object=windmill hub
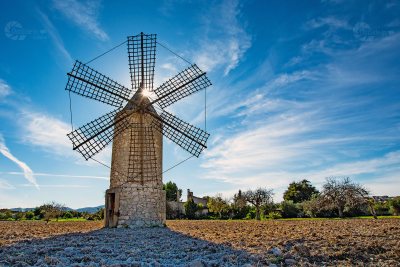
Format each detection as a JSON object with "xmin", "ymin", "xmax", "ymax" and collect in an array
[{"xmin": 65, "ymin": 32, "xmax": 211, "ymax": 228}]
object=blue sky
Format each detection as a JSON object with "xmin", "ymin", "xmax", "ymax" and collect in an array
[{"xmin": 0, "ymin": 0, "xmax": 399, "ymax": 208}]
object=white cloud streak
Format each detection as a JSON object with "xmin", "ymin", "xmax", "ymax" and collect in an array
[
  {"xmin": 52, "ymin": 0, "xmax": 108, "ymax": 41},
  {"xmin": 194, "ymin": 0, "xmax": 251, "ymax": 75},
  {"xmin": 19, "ymin": 110, "xmax": 112, "ymax": 165},
  {"xmin": 0, "ymin": 179, "xmax": 14, "ymax": 190},
  {"xmin": 37, "ymin": 9, "xmax": 73, "ymax": 64},
  {"xmin": 0, "ymin": 79, "xmax": 12, "ymax": 99},
  {"xmin": 0, "ymin": 135, "xmax": 39, "ymax": 189},
  {"xmin": 3, "ymin": 171, "xmax": 108, "ymax": 180}
]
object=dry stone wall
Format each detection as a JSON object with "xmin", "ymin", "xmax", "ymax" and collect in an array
[{"xmin": 108, "ymin": 110, "xmax": 165, "ymax": 228}]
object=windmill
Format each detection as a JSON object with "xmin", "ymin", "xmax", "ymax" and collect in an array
[{"xmin": 65, "ymin": 32, "xmax": 211, "ymax": 227}]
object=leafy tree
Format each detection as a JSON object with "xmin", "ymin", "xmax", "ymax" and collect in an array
[
  {"xmin": 25, "ymin": 211, "xmax": 35, "ymax": 220},
  {"xmin": 243, "ymin": 188, "xmax": 274, "ymax": 220},
  {"xmin": 163, "ymin": 181, "xmax": 182, "ymax": 201},
  {"xmin": 184, "ymin": 199, "xmax": 198, "ymax": 219},
  {"xmin": 280, "ymin": 200, "xmax": 301, "ymax": 218},
  {"xmin": 390, "ymin": 197, "xmax": 400, "ymax": 215},
  {"xmin": 283, "ymin": 179, "xmax": 319, "ymax": 203},
  {"xmin": 231, "ymin": 190, "xmax": 250, "ymax": 219},
  {"xmin": 320, "ymin": 177, "xmax": 369, "ymax": 218},
  {"xmin": 14, "ymin": 212, "xmax": 24, "ymax": 221},
  {"xmin": 302, "ymin": 195, "xmax": 321, "ymax": 217},
  {"xmin": 207, "ymin": 194, "xmax": 229, "ymax": 219},
  {"xmin": 63, "ymin": 211, "xmax": 73, "ymax": 219}
]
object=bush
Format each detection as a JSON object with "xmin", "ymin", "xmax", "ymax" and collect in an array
[
  {"xmin": 390, "ymin": 197, "xmax": 400, "ymax": 215},
  {"xmin": 184, "ymin": 199, "xmax": 198, "ymax": 219},
  {"xmin": 268, "ymin": 212, "xmax": 282, "ymax": 219},
  {"xmin": 14, "ymin": 212, "xmax": 24, "ymax": 221},
  {"xmin": 25, "ymin": 211, "xmax": 35, "ymax": 220},
  {"xmin": 245, "ymin": 209, "xmax": 256, "ymax": 219},
  {"xmin": 63, "ymin": 211, "xmax": 73, "ymax": 219},
  {"xmin": 280, "ymin": 201, "xmax": 301, "ymax": 218},
  {"xmin": 374, "ymin": 202, "xmax": 391, "ymax": 216}
]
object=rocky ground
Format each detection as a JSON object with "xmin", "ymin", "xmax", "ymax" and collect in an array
[{"xmin": 0, "ymin": 219, "xmax": 399, "ymax": 266}]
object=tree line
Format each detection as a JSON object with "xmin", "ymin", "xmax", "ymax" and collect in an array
[
  {"xmin": 0, "ymin": 202, "xmax": 104, "ymax": 222},
  {"xmin": 166, "ymin": 177, "xmax": 400, "ymax": 220}
]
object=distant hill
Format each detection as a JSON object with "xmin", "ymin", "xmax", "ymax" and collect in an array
[
  {"xmin": 10, "ymin": 205, "xmax": 105, "ymax": 214},
  {"xmin": 76, "ymin": 205, "xmax": 104, "ymax": 213}
]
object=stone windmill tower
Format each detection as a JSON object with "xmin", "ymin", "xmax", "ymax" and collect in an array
[{"xmin": 64, "ymin": 33, "xmax": 211, "ymax": 228}]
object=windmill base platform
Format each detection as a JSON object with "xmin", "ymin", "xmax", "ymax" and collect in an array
[{"xmin": 105, "ymin": 185, "xmax": 166, "ymax": 228}]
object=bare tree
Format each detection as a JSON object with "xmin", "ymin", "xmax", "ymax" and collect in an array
[
  {"xmin": 40, "ymin": 201, "xmax": 65, "ymax": 223},
  {"xmin": 243, "ymin": 188, "xmax": 274, "ymax": 220},
  {"xmin": 320, "ymin": 177, "xmax": 369, "ymax": 218}
]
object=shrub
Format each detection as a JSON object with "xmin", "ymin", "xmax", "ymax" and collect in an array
[
  {"xmin": 25, "ymin": 211, "xmax": 35, "ymax": 220},
  {"xmin": 63, "ymin": 211, "xmax": 73, "ymax": 219},
  {"xmin": 374, "ymin": 201, "xmax": 391, "ymax": 216},
  {"xmin": 245, "ymin": 209, "xmax": 256, "ymax": 219},
  {"xmin": 390, "ymin": 197, "xmax": 400, "ymax": 215},
  {"xmin": 268, "ymin": 212, "xmax": 282, "ymax": 219},
  {"xmin": 184, "ymin": 199, "xmax": 198, "ymax": 219},
  {"xmin": 280, "ymin": 201, "xmax": 301, "ymax": 218}
]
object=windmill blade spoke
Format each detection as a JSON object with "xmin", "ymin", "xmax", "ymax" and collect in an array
[
  {"xmin": 128, "ymin": 33, "xmax": 156, "ymax": 91},
  {"xmin": 66, "ymin": 60, "xmax": 131, "ymax": 107},
  {"xmin": 150, "ymin": 110, "xmax": 209, "ymax": 157},
  {"xmin": 152, "ymin": 64, "xmax": 212, "ymax": 109},
  {"xmin": 67, "ymin": 108, "xmax": 130, "ymax": 160}
]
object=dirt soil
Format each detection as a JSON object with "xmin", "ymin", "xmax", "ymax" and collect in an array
[
  {"xmin": 0, "ymin": 219, "xmax": 399, "ymax": 266},
  {"xmin": 168, "ymin": 219, "xmax": 400, "ymax": 266}
]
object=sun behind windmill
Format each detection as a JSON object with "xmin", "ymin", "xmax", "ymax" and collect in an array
[{"xmin": 65, "ymin": 32, "xmax": 211, "ymax": 228}]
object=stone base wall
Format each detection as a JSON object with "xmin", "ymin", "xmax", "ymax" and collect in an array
[{"xmin": 117, "ymin": 184, "xmax": 166, "ymax": 228}]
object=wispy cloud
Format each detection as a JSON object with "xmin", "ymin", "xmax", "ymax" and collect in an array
[
  {"xmin": 19, "ymin": 110, "xmax": 112, "ymax": 164},
  {"xmin": 305, "ymin": 16, "xmax": 351, "ymax": 30},
  {"xmin": 18, "ymin": 184, "xmax": 90, "ymax": 188},
  {"xmin": 37, "ymin": 9, "xmax": 73, "ymax": 64},
  {"xmin": 0, "ymin": 179, "xmax": 14, "ymax": 190},
  {"xmin": 0, "ymin": 79, "xmax": 12, "ymax": 99},
  {"xmin": 52, "ymin": 0, "xmax": 109, "ymax": 41},
  {"xmin": 0, "ymin": 134, "xmax": 39, "ymax": 189},
  {"xmin": 194, "ymin": 0, "xmax": 251, "ymax": 75},
  {"xmin": 3, "ymin": 171, "xmax": 108, "ymax": 180}
]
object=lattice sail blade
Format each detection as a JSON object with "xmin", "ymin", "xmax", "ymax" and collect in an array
[
  {"xmin": 127, "ymin": 33, "xmax": 156, "ymax": 91},
  {"xmin": 153, "ymin": 64, "xmax": 212, "ymax": 109},
  {"xmin": 67, "ymin": 108, "xmax": 130, "ymax": 160},
  {"xmin": 128, "ymin": 125, "xmax": 159, "ymax": 183},
  {"xmin": 151, "ymin": 110, "xmax": 210, "ymax": 157},
  {"xmin": 66, "ymin": 60, "xmax": 131, "ymax": 107}
]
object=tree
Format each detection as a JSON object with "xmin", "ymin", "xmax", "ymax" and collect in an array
[
  {"xmin": 390, "ymin": 197, "xmax": 400, "ymax": 215},
  {"xmin": 163, "ymin": 181, "xmax": 182, "ymax": 201},
  {"xmin": 280, "ymin": 200, "xmax": 301, "ymax": 218},
  {"xmin": 283, "ymin": 179, "xmax": 319, "ymax": 203},
  {"xmin": 243, "ymin": 188, "xmax": 274, "ymax": 220},
  {"xmin": 232, "ymin": 190, "xmax": 250, "ymax": 219},
  {"xmin": 40, "ymin": 202, "xmax": 65, "ymax": 223},
  {"xmin": 207, "ymin": 194, "xmax": 229, "ymax": 219},
  {"xmin": 184, "ymin": 199, "xmax": 198, "ymax": 219},
  {"xmin": 320, "ymin": 177, "xmax": 369, "ymax": 218}
]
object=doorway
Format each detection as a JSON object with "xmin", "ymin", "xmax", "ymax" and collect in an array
[{"xmin": 105, "ymin": 190, "xmax": 119, "ymax": 227}]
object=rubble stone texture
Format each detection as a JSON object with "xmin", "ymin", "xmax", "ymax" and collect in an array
[{"xmin": 106, "ymin": 100, "xmax": 166, "ymax": 228}]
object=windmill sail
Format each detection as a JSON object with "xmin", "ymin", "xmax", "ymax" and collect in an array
[
  {"xmin": 66, "ymin": 33, "xmax": 211, "ymax": 161},
  {"xmin": 127, "ymin": 33, "xmax": 156, "ymax": 91},
  {"xmin": 67, "ymin": 108, "xmax": 130, "ymax": 160},
  {"xmin": 150, "ymin": 110, "xmax": 209, "ymax": 157},
  {"xmin": 66, "ymin": 61, "xmax": 131, "ymax": 107},
  {"xmin": 152, "ymin": 64, "xmax": 212, "ymax": 108}
]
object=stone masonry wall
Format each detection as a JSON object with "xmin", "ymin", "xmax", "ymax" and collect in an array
[{"xmin": 108, "ymin": 109, "xmax": 165, "ymax": 228}]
